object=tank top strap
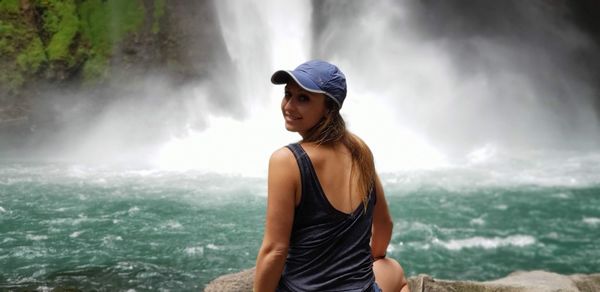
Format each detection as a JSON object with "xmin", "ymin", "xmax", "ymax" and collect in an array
[
  {"xmin": 285, "ymin": 143, "xmax": 307, "ymax": 163},
  {"xmin": 285, "ymin": 143, "xmax": 330, "ymax": 213},
  {"xmin": 285, "ymin": 143, "xmax": 311, "ymax": 181}
]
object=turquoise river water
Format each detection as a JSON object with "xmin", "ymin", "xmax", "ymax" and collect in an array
[{"xmin": 1, "ymin": 156, "xmax": 599, "ymax": 291}]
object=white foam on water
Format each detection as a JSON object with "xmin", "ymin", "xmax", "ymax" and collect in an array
[
  {"xmin": 552, "ymin": 192, "xmax": 572, "ymax": 199},
  {"xmin": 206, "ymin": 244, "xmax": 220, "ymax": 250},
  {"xmin": 32, "ymin": 269, "xmax": 46, "ymax": 277},
  {"xmin": 69, "ymin": 231, "xmax": 83, "ymax": 238},
  {"xmin": 0, "ymin": 206, "xmax": 5, "ymax": 212},
  {"xmin": 2, "ymin": 237, "xmax": 15, "ymax": 243},
  {"xmin": 407, "ymin": 242, "xmax": 431, "ymax": 250},
  {"xmin": 102, "ymin": 235, "xmax": 123, "ymax": 245},
  {"xmin": 434, "ymin": 235, "xmax": 536, "ymax": 250},
  {"xmin": 48, "ymin": 215, "xmax": 92, "ymax": 226},
  {"xmin": 470, "ymin": 217, "xmax": 486, "ymax": 226},
  {"xmin": 386, "ymin": 244, "xmax": 396, "ymax": 253},
  {"xmin": 184, "ymin": 246, "xmax": 204, "ymax": 256},
  {"xmin": 48, "ymin": 227, "xmax": 62, "ymax": 234},
  {"xmin": 26, "ymin": 234, "xmax": 48, "ymax": 241},
  {"xmin": 162, "ymin": 220, "xmax": 183, "ymax": 230},
  {"xmin": 13, "ymin": 247, "xmax": 46, "ymax": 258},
  {"xmin": 583, "ymin": 217, "xmax": 600, "ymax": 226},
  {"xmin": 116, "ymin": 262, "xmax": 134, "ymax": 270}
]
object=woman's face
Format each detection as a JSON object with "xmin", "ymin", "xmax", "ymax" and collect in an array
[{"xmin": 281, "ymin": 81, "xmax": 328, "ymax": 138}]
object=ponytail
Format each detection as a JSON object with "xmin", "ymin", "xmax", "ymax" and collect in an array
[{"xmin": 302, "ymin": 99, "xmax": 376, "ymax": 210}]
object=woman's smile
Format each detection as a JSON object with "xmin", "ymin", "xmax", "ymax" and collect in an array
[
  {"xmin": 280, "ymin": 81, "xmax": 327, "ymax": 137},
  {"xmin": 284, "ymin": 112, "xmax": 302, "ymax": 122}
]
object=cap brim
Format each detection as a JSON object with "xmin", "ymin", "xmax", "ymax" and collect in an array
[
  {"xmin": 271, "ymin": 70, "xmax": 323, "ymax": 93},
  {"xmin": 271, "ymin": 70, "xmax": 341, "ymax": 107}
]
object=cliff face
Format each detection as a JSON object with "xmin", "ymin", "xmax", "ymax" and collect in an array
[{"xmin": 0, "ymin": 0, "xmax": 231, "ymax": 126}]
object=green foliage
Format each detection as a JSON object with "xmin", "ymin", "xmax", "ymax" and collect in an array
[
  {"xmin": 1, "ymin": 0, "xmax": 149, "ymax": 91},
  {"xmin": 17, "ymin": 37, "xmax": 46, "ymax": 71},
  {"xmin": 82, "ymin": 54, "xmax": 108, "ymax": 82},
  {"xmin": 0, "ymin": 21, "xmax": 16, "ymax": 55},
  {"xmin": 152, "ymin": 0, "xmax": 165, "ymax": 34},
  {"xmin": 43, "ymin": 0, "xmax": 80, "ymax": 62},
  {"xmin": 0, "ymin": 4, "xmax": 47, "ymax": 94},
  {"xmin": 78, "ymin": 0, "xmax": 145, "ymax": 80},
  {"xmin": 0, "ymin": 0, "xmax": 20, "ymax": 13},
  {"xmin": 79, "ymin": 0, "xmax": 145, "ymax": 55},
  {"xmin": 0, "ymin": 66, "xmax": 25, "ymax": 95}
]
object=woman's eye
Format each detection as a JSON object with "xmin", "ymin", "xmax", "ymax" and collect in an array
[
  {"xmin": 298, "ymin": 95, "xmax": 310, "ymax": 102},
  {"xmin": 284, "ymin": 91, "xmax": 292, "ymax": 98}
]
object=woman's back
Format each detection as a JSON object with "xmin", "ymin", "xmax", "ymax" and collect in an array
[
  {"xmin": 300, "ymin": 142, "xmax": 365, "ymax": 214},
  {"xmin": 278, "ymin": 142, "xmax": 376, "ymax": 292}
]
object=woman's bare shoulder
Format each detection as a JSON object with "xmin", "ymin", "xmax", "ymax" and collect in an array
[
  {"xmin": 269, "ymin": 147, "xmax": 297, "ymax": 171},
  {"xmin": 268, "ymin": 147, "xmax": 300, "ymax": 191},
  {"xmin": 270, "ymin": 146, "xmax": 294, "ymax": 161}
]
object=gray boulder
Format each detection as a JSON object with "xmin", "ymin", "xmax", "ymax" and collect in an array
[{"xmin": 205, "ymin": 268, "xmax": 600, "ymax": 292}]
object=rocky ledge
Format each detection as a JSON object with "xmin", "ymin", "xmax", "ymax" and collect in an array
[{"xmin": 204, "ymin": 268, "xmax": 600, "ymax": 292}]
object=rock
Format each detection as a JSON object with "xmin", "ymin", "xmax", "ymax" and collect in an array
[
  {"xmin": 484, "ymin": 270, "xmax": 579, "ymax": 292},
  {"xmin": 204, "ymin": 268, "xmax": 255, "ymax": 292},
  {"xmin": 204, "ymin": 269, "xmax": 600, "ymax": 292},
  {"xmin": 570, "ymin": 273, "xmax": 600, "ymax": 292}
]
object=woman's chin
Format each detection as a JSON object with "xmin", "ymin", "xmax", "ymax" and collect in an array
[{"xmin": 284, "ymin": 125, "xmax": 298, "ymax": 133}]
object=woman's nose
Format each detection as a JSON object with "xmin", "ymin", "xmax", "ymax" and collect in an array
[{"xmin": 283, "ymin": 97, "xmax": 294, "ymax": 110}]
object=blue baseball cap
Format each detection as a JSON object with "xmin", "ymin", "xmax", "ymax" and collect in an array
[{"xmin": 271, "ymin": 60, "xmax": 347, "ymax": 108}]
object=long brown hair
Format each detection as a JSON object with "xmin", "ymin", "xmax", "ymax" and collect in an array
[{"xmin": 302, "ymin": 98, "xmax": 376, "ymax": 210}]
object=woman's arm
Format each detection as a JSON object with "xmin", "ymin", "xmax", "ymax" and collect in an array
[
  {"xmin": 371, "ymin": 174, "xmax": 393, "ymax": 259},
  {"xmin": 254, "ymin": 148, "xmax": 298, "ymax": 292},
  {"xmin": 371, "ymin": 174, "xmax": 410, "ymax": 292}
]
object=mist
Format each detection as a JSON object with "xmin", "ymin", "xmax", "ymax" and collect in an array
[
  {"xmin": 2, "ymin": 0, "xmax": 600, "ymax": 175},
  {"xmin": 313, "ymin": 0, "xmax": 600, "ymax": 157}
]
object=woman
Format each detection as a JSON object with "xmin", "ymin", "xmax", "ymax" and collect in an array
[{"xmin": 254, "ymin": 60, "xmax": 409, "ymax": 292}]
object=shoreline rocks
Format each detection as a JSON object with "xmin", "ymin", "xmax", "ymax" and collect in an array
[{"xmin": 204, "ymin": 268, "xmax": 600, "ymax": 292}]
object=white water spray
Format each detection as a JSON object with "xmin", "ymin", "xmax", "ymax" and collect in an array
[
  {"xmin": 153, "ymin": 0, "xmax": 600, "ymax": 177},
  {"xmin": 155, "ymin": 1, "xmax": 314, "ymax": 176}
]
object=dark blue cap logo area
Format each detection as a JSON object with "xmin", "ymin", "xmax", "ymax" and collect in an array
[{"xmin": 271, "ymin": 60, "xmax": 347, "ymax": 108}]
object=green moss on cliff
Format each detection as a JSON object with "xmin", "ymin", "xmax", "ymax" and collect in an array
[
  {"xmin": 0, "ymin": 1, "xmax": 48, "ymax": 97},
  {"xmin": 17, "ymin": 37, "xmax": 46, "ymax": 72},
  {"xmin": 1, "ymin": 0, "xmax": 154, "ymax": 96},
  {"xmin": 152, "ymin": 0, "xmax": 165, "ymax": 34},
  {"xmin": 42, "ymin": 0, "xmax": 80, "ymax": 63},
  {"xmin": 78, "ymin": 0, "xmax": 145, "ymax": 80},
  {"xmin": 81, "ymin": 54, "xmax": 108, "ymax": 82},
  {"xmin": 0, "ymin": 0, "xmax": 20, "ymax": 13}
]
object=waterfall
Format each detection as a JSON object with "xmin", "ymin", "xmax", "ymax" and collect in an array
[
  {"xmin": 155, "ymin": 1, "xmax": 314, "ymax": 176},
  {"xmin": 154, "ymin": 0, "xmax": 600, "ymax": 176},
  {"xmin": 311, "ymin": 0, "xmax": 600, "ymax": 157}
]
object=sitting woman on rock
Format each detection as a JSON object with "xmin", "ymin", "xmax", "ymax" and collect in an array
[{"xmin": 254, "ymin": 60, "xmax": 410, "ymax": 292}]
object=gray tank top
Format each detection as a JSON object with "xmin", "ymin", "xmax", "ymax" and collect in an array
[{"xmin": 277, "ymin": 143, "xmax": 377, "ymax": 292}]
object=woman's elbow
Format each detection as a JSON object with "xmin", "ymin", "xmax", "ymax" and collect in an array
[{"xmin": 259, "ymin": 242, "xmax": 289, "ymax": 260}]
